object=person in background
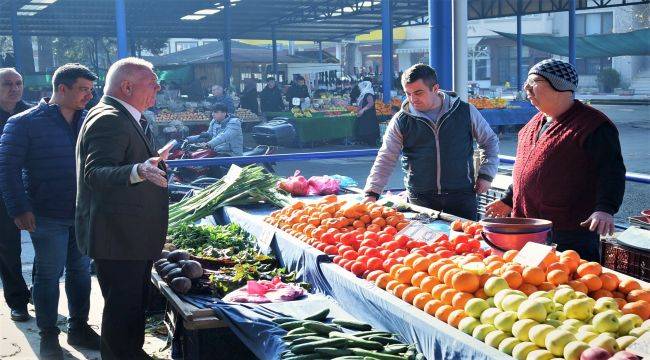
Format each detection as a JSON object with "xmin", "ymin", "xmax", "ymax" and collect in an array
[
  {"xmin": 285, "ymin": 75, "xmax": 309, "ymax": 103},
  {"xmin": 486, "ymin": 59, "xmax": 625, "ymax": 261},
  {"xmin": 349, "ymin": 81, "xmax": 361, "ymax": 104},
  {"xmin": 0, "ymin": 63, "xmax": 99, "ymax": 359},
  {"xmin": 0, "ymin": 67, "xmax": 31, "ymax": 324},
  {"xmin": 187, "ymin": 103, "xmax": 243, "ymax": 157},
  {"xmin": 239, "ymin": 78, "xmax": 259, "ymax": 114},
  {"xmin": 354, "ymin": 80, "xmax": 380, "ymax": 146},
  {"xmin": 207, "ymin": 84, "xmax": 235, "ymax": 113},
  {"xmin": 363, "ymin": 64, "xmax": 499, "ymax": 220},
  {"xmin": 76, "ymin": 58, "xmax": 167, "ymax": 360},
  {"xmin": 259, "ymin": 77, "xmax": 284, "ymax": 113}
]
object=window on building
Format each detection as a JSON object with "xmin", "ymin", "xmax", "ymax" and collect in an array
[
  {"xmin": 175, "ymin": 41, "xmax": 198, "ymax": 52},
  {"xmin": 468, "ymin": 45, "xmax": 490, "ymax": 81},
  {"xmin": 576, "ymin": 12, "xmax": 613, "ymax": 36}
]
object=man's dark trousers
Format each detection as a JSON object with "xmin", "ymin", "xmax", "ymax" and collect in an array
[
  {"xmin": 0, "ymin": 201, "xmax": 30, "ymax": 311},
  {"xmin": 95, "ymin": 259, "xmax": 153, "ymax": 359}
]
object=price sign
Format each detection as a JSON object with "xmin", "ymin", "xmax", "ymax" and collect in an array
[
  {"xmin": 257, "ymin": 224, "xmax": 275, "ymax": 254},
  {"xmin": 512, "ymin": 242, "xmax": 554, "ymax": 267},
  {"xmin": 626, "ymin": 330, "xmax": 650, "ymax": 358},
  {"xmin": 397, "ymin": 221, "xmax": 444, "ymax": 243}
]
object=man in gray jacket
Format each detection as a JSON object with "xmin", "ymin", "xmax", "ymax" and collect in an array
[
  {"xmin": 364, "ymin": 64, "xmax": 499, "ymax": 220},
  {"xmin": 187, "ymin": 103, "xmax": 243, "ymax": 156}
]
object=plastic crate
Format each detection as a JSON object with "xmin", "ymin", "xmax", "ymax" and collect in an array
[{"xmin": 600, "ymin": 238, "xmax": 650, "ymax": 282}]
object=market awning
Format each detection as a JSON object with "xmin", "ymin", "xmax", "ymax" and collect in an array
[{"xmin": 494, "ymin": 29, "xmax": 650, "ymax": 58}]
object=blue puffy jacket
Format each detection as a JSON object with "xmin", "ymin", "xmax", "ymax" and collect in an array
[{"xmin": 0, "ymin": 99, "xmax": 86, "ymax": 219}]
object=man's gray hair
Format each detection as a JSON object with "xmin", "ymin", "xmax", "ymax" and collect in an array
[
  {"xmin": 0, "ymin": 67, "xmax": 21, "ymax": 81},
  {"xmin": 104, "ymin": 57, "xmax": 154, "ymax": 95}
]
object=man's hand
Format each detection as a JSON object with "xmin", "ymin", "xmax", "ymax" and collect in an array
[
  {"xmin": 14, "ymin": 212, "xmax": 36, "ymax": 232},
  {"xmin": 485, "ymin": 200, "xmax": 512, "ymax": 218},
  {"xmin": 363, "ymin": 196, "xmax": 377, "ymax": 203},
  {"xmin": 137, "ymin": 157, "xmax": 168, "ymax": 188},
  {"xmin": 580, "ymin": 211, "xmax": 615, "ymax": 236},
  {"xmin": 474, "ymin": 178, "xmax": 492, "ymax": 194}
]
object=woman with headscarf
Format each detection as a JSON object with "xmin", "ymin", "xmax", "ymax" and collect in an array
[
  {"xmin": 239, "ymin": 78, "xmax": 259, "ymax": 114},
  {"xmin": 354, "ymin": 80, "xmax": 380, "ymax": 146}
]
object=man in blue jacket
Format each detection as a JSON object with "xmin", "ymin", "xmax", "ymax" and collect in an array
[{"xmin": 0, "ymin": 64, "xmax": 99, "ymax": 359}]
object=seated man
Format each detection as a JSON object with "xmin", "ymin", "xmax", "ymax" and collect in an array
[{"xmin": 187, "ymin": 103, "xmax": 243, "ymax": 156}]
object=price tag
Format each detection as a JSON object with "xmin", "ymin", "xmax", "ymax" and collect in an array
[
  {"xmin": 626, "ymin": 330, "xmax": 650, "ymax": 358},
  {"xmin": 257, "ymin": 224, "xmax": 275, "ymax": 254},
  {"xmin": 397, "ymin": 221, "xmax": 444, "ymax": 243},
  {"xmin": 512, "ymin": 242, "xmax": 554, "ymax": 267}
]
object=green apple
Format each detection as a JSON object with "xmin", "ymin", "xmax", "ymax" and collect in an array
[
  {"xmin": 617, "ymin": 314, "xmax": 643, "ymax": 336},
  {"xmin": 588, "ymin": 333, "xmax": 619, "ymax": 354},
  {"xmin": 480, "ymin": 307, "xmax": 503, "ymax": 325},
  {"xmin": 554, "ymin": 303, "xmax": 564, "ymax": 312},
  {"xmin": 547, "ymin": 310, "xmax": 567, "ymax": 322},
  {"xmin": 564, "ymin": 298, "xmax": 594, "ymax": 321},
  {"xmin": 472, "ymin": 324, "xmax": 497, "ymax": 341},
  {"xmin": 563, "ymin": 319, "xmax": 585, "ymax": 330},
  {"xmin": 578, "ymin": 324, "xmax": 597, "ymax": 334},
  {"xmin": 563, "ymin": 340, "xmax": 590, "ymax": 360},
  {"xmin": 529, "ymin": 291, "xmax": 552, "ymax": 300},
  {"xmin": 495, "ymin": 289, "xmax": 524, "ymax": 310},
  {"xmin": 484, "ymin": 277, "xmax": 510, "ymax": 297},
  {"xmin": 498, "ymin": 337, "xmax": 521, "ymax": 355},
  {"xmin": 512, "ymin": 319, "xmax": 539, "ymax": 341},
  {"xmin": 487, "ymin": 297, "xmax": 496, "ymax": 308},
  {"xmin": 592, "ymin": 310, "xmax": 620, "ymax": 333},
  {"xmin": 576, "ymin": 331, "xmax": 598, "ymax": 342},
  {"xmin": 553, "ymin": 288, "xmax": 577, "ymax": 305},
  {"xmin": 616, "ymin": 335, "xmax": 638, "ymax": 350},
  {"xmin": 458, "ymin": 317, "xmax": 481, "ymax": 335},
  {"xmin": 533, "ymin": 297, "xmax": 556, "ymax": 313},
  {"xmin": 527, "ymin": 349, "xmax": 555, "ymax": 360},
  {"xmin": 518, "ymin": 300, "xmax": 548, "ymax": 322},
  {"xmin": 529, "ymin": 324, "xmax": 555, "ymax": 347},
  {"xmin": 502, "ymin": 294, "xmax": 527, "ymax": 312},
  {"xmin": 642, "ymin": 319, "xmax": 650, "ymax": 329},
  {"xmin": 594, "ymin": 297, "xmax": 619, "ymax": 313},
  {"xmin": 629, "ymin": 327, "xmax": 648, "ymax": 337},
  {"xmin": 494, "ymin": 311, "xmax": 519, "ymax": 332},
  {"xmin": 545, "ymin": 319, "xmax": 562, "ymax": 328},
  {"xmin": 464, "ymin": 298, "xmax": 490, "ymax": 318},
  {"xmin": 485, "ymin": 329, "xmax": 509, "ymax": 348},
  {"xmin": 545, "ymin": 329, "xmax": 577, "ymax": 356},
  {"xmin": 511, "ymin": 342, "xmax": 540, "ymax": 360},
  {"xmin": 574, "ymin": 292, "xmax": 589, "ymax": 299}
]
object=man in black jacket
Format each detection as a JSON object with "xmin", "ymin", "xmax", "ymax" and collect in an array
[
  {"xmin": 285, "ymin": 75, "xmax": 309, "ymax": 103},
  {"xmin": 259, "ymin": 77, "xmax": 284, "ymax": 113},
  {"xmin": 0, "ymin": 67, "xmax": 31, "ymax": 323},
  {"xmin": 76, "ymin": 57, "xmax": 167, "ymax": 359}
]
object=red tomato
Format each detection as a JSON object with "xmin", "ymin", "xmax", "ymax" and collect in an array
[
  {"xmin": 355, "ymin": 234, "xmax": 364, "ymax": 241},
  {"xmin": 411, "ymin": 249, "xmax": 427, "ymax": 257},
  {"xmin": 434, "ymin": 246, "xmax": 448, "ymax": 253},
  {"xmin": 366, "ymin": 257, "xmax": 383, "ymax": 271},
  {"xmin": 340, "ymin": 233, "xmax": 356, "ymax": 245},
  {"xmin": 433, "ymin": 233, "xmax": 449, "ymax": 243},
  {"xmin": 339, "ymin": 259, "xmax": 351, "ymax": 268},
  {"xmin": 344, "ymin": 261, "xmax": 354, "ymax": 271},
  {"xmin": 384, "ymin": 241, "xmax": 400, "ymax": 251},
  {"xmin": 383, "ymin": 258, "xmax": 398, "ymax": 272},
  {"xmin": 320, "ymin": 232, "xmax": 335, "ymax": 245},
  {"xmin": 365, "ymin": 248, "xmax": 381, "ymax": 259},
  {"xmin": 467, "ymin": 239, "xmax": 481, "ymax": 250},
  {"xmin": 438, "ymin": 249, "xmax": 454, "ymax": 258},
  {"xmin": 356, "ymin": 255, "xmax": 370, "ymax": 264},
  {"xmin": 384, "ymin": 226, "xmax": 398, "ymax": 235},
  {"xmin": 342, "ymin": 250, "xmax": 359, "ymax": 260},
  {"xmin": 351, "ymin": 261, "xmax": 366, "ymax": 276},
  {"xmin": 364, "ymin": 232, "xmax": 379, "ymax": 241},
  {"xmin": 379, "ymin": 249, "xmax": 392, "ymax": 259},
  {"xmin": 455, "ymin": 242, "xmax": 471, "ymax": 255},
  {"xmin": 333, "ymin": 255, "xmax": 343, "ymax": 264},
  {"xmin": 378, "ymin": 233, "xmax": 393, "ymax": 244},
  {"xmin": 395, "ymin": 234, "xmax": 410, "ymax": 247},
  {"xmin": 357, "ymin": 246, "xmax": 369, "ymax": 256},
  {"xmin": 324, "ymin": 245, "xmax": 338, "ymax": 255},
  {"xmin": 338, "ymin": 245, "xmax": 353, "ymax": 255},
  {"xmin": 393, "ymin": 248, "xmax": 409, "ymax": 258},
  {"xmin": 360, "ymin": 239, "xmax": 379, "ymax": 248}
]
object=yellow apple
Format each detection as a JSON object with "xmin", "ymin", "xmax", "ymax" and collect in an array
[
  {"xmin": 512, "ymin": 319, "xmax": 539, "ymax": 342},
  {"xmin": 526, "ymin": 349, "xmax": 554, "ymax": 360},
  {"xmin": 553, "ymin": 288, "xmax": 577, "ymax": 305},
  {"xmin": 502, "ymin": 294, "xmax": 527, "ymax": 312},
  {"xmin": 563, "ymin": 340, "xmax": 590, "ymax": 360},
  {"xmin": 545, "ymin": 329, "xmax": 577, "ymax": 356},
  {"xmin": 472, "ymin": 324, "xmax": 497, "ymax": 341},
  {"xmin": 564, "ymin": 298, "xmax": 594, "ymax": 321},
  {"xmin": 484, "ymin": 277, "xmax": 510, "ymax": 297},
  {"xmin": 498, "ymin": 337, "xmax": 521, "ymax": 355},
  {"xmin": 511, "ymin": 342, "xmax": 540, "ymax": 360},
  {"xmin": 480, "ymin": 307, "xmax": 503, "ymax": 325},
  {"xmin": 589, "ymin": 333, "xmax": 619, "ymax": 354},
  {"xmin": 485, "ymin": 329, "xmax": 509, "ymax": 348},
  {"xmin": 518, "ymin": 300, "xmax": 548, "ymax": 323},
  {"xmin": 458, "ymin": 317, "xmax": 481, "ymax": 335},
  {"xmin": 464, "ymin": 298, "xmax": 490, "ymax": 319},
  {"xmin": 616, "ymin": 335, "xmax": 638, "ymax": 350},
  {"xmin": 494, "ymin": 311, "xmax": 519, "ymax": 333},
  {"xmin": 529, "ymin": 324, "xmax": 555, "ymax": 347},
  {"xmin": 592, "ymin": 310, "xmax": 620, "ymax": 333}
]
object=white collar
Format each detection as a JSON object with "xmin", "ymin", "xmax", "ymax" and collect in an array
[{"xmin": 106, "ymin": 95, "xmax": 142, "ymax": 122}]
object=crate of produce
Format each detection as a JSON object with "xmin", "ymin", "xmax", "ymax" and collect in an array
[{"xmin": 600, "ymin": 234, "xmax": 650, "ymax": 282}]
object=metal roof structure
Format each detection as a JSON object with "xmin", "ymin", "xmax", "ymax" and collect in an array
[{"xmin": 1, "ymin": 0, "xmax": 647, "ymax": 41}]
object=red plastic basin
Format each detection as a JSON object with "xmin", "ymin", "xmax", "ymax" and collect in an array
[{"xmin": 482, "ymin": 229, "xmax": 550, "ymax": 252}]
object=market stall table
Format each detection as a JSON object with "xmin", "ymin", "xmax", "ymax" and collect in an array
[
  {"xmin": 265, "ymin": 111, "xmax": 358, "ymax": 146},
  {"xmin": 478, "ymin": 101, "xmax": 538, "ymax": 126}
]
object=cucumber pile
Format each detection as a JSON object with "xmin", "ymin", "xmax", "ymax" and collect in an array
[{"xmin": 272, "ymin": 308, "xmax": 426, "ymax": 360}]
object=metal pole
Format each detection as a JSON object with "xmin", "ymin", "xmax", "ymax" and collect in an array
[
  {"xmin": 516, "ymin": 6, "xmax": 523, "ymax": 91},
  {"xmin": 93, "ymin": 37, "xmax": 101, "ymax": 74},
  {"xmin": 440, "ymin": 0, "xmax": 453, "ymax": 89},
  {"xmin": 381, "ymin": 0, "xmax": 393, "ymax": 103},
  {"xmin": 568, "ymin": 0, "xmax": 576, "ymax": 65},
  {"xmin": 428, "ymin": 0, "xmax": 436, "ymax": 70},
  {"xmin": 271, "ymin": 26, "xmax": 278, "ymax": 81},
  {"xmin": 452, "ymin": 0, "xmax": 468, "ymax": 100},
  {"xmin": 223, "ymin": 0, "xmax": 232, "ymax": 90},
  {"xmin": 318, "ymin": 41, "xmax": 323, "ymax": 63},
  {"xmin": 10, "ymin": 0, "xmax": 22, "ymax": 72},
  {"xmin": 115, "ymin": 0, "xmax": 128, "ymax": 59}
]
